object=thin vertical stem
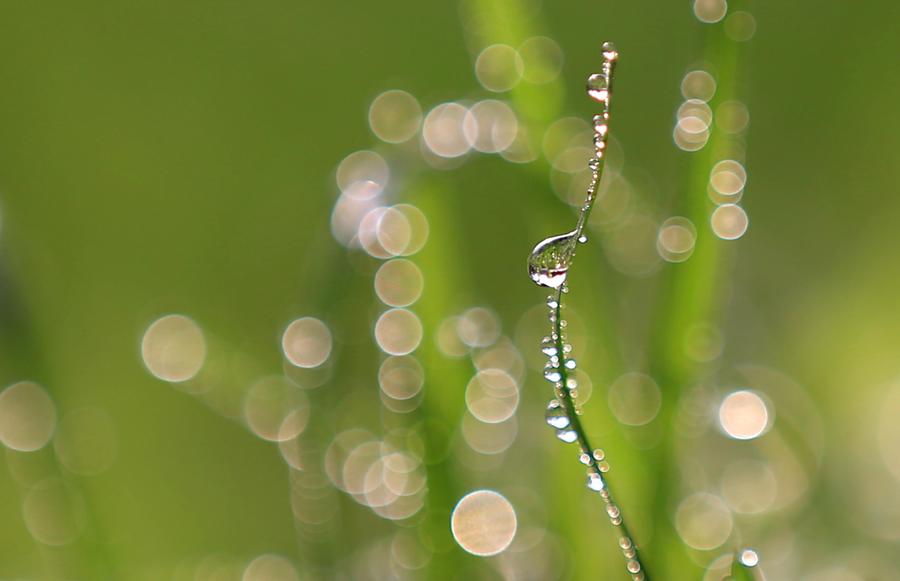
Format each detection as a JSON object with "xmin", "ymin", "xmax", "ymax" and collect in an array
[{"xmin": 532, "ymin": 42, "xmax": 649, "ymax": 580}]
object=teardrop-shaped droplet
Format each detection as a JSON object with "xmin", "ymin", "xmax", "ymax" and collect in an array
[
  {"xmin": 587, "ymin": 73, "xmax": 610, "ymax": 103},
  {"xmin": 587, "ymin": 472, "xmax": 606, "ymax": 491},
  {"xmin": 545, "ymin": 400, "xmax": 570, "ymax": 430},
  {"xmin": 528, "ymin": 231, "xmax": 577, "ymax": 289},
  {"xmin": 556, "ymin": 428, "xmax": 578, "ymax": 443},
  {"xmin": 544, "ymin": 369, "xmax": 562, "ymax": 383}
]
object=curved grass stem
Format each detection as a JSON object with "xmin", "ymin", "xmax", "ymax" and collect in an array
[
  {"xmin": 530, "ymin": 41, "xmax": 649, "ymax": 580},
  {"xmin": 546, "ymin": 286, "xmax": 650, "ymax": 581}
]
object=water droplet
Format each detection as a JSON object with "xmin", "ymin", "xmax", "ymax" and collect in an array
[
  {"xmin": 545, "ymin": 400, "xmax": 570, "ymax": 430},
  {"xmin": 587, "ymin": 73, "xmax": 610, "ymax": 103},
  {"xmin": 601, "ymin": 41, "xmax": 619, "ymax": 62},
  {"xmin": 556, "ymin": 428, "xmax": 578, "ymax": 443},
  {"xmin": 587, "ymin": 473, "xmax": 606, "ymax": 491},
  {"xmin": 528, "ymin": 231, "xmax": 577, "ymax": 289},
  {"xmin": 598, "ymin": 460, "xmax": 610, "ymax": 472},
  {"xmin": 541, "ymin": 345, "xmax": 558, "ymax": 356},
  {"xmin": 739, "ymin": 548, "xmax": 759, "ymax": 567},
  {"xmin": 626, "ymin": 560, "xmax": 641, "ymax": 574},
  {"xmin": 592, "ymin": 449, "xmax": 606, "ymax": 461},
  {"xmin": 579, "ymin": 453, "xmax": 592, "ymax": 465},
  {"xmin": 544, "ymin": 369, "xmax": 562, "ymax": 383},
  {"xmin": 577, "ymin": 235, "xmax": 588, "ymax": 244},
  {"xmin": 564, "ymin": 359, "xmax": 576, "ymax": 370},
  {"xmin": 619, "ymin": 537, "xmax": 633, "ymax": 550}
]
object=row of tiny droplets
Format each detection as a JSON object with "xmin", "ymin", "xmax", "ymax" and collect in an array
[
  {"xmin": 543, "ymin": 291, "xmax": 644, "ymax": 580},
  {"xmin": 574, "ymin": 41, "xmax": 618, "ymax": 242},
  {"xmin": 541, "ymin": 43, "xmax": 646, "ymax": 580}
]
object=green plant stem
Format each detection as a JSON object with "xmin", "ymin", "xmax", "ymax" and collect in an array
[
  {"xmin": 644, "ymin": 4, "xmax": 751, "ymax": 573},
  {"xmin": 549, "ymin": 286, "xmax": 650, "ymax": 581}
]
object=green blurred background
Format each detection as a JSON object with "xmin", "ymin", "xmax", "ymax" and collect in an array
[{"xmin": 1, "ymin": 0, "xmax": 899, "ymax": 579}]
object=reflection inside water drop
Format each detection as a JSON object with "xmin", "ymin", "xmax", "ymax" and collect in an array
[{"xmin": 528, "ymin": 231, "xmax": 578, "ymax": 289}]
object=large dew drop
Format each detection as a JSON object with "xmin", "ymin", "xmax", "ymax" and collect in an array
[{"xmin": 528, "ymin": 231, "xmax": 578, "ymax": 289}]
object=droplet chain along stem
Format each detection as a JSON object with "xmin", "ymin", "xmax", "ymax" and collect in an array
[
  {"xmin": 526, "ymin": 42, "xmax": 617, "ymax": 290},
  {"xmin": 546, "ymin": 285, "xmax": 648, "ymax": 581},
  {"xmin": 532, "ymin": 42, "xmax": 650, "ymax": 580},
  {"xmin": 575, "ymin": 41, "xmax": 618, "ymax": 242}
]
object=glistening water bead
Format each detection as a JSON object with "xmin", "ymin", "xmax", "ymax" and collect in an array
[
  {"xmin": 739, "ymin": 548, "xmax": 760, "ymax": 567},
  {"xmin": 528, "ymin": 231, "xmax": 578, "ymax": 289},
  {"xmin": 556, "ymin": 428, "xmax": 578, "ymax": 443},
  {"xmin": 544, "ymin": 368, "xmax": 563, "ymax": 383},
  {"xmin": 587, "ymin": 73, "xmax": 609, "ymax": 102},
  {"xmin": 587, "ymin": 473, "xmax": 606, "ymax": 491},
  {"xmin": 545, "ymin": 400, "xmax": 570, "ymax": 429}
]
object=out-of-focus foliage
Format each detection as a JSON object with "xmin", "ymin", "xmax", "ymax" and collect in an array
[{"xmin": 0, "ymin": 0, "xmax": 899, "ymax": 580}]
